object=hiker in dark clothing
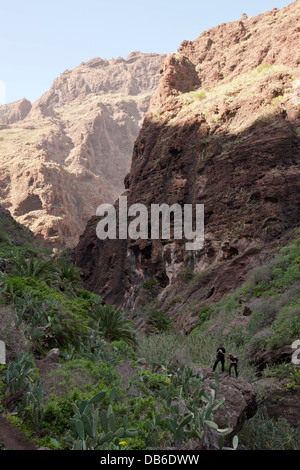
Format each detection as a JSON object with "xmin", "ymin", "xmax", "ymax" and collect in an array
[
  {"xmin": 228, "ymin": 353, "xmax": 238, "ymax": 377},
  {"xmin": 213, "ymin": 343, "xmax": 226, "ymax": 372}
]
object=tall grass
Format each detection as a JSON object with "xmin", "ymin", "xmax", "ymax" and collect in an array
[{"xmin": 137, "ymin": 331, "xmax": 256, "ymax": 382}]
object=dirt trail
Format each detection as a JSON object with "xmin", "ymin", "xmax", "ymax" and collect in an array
[{"xmin": 0, "ymin": 414, "xmax": 37, "ymax": 450}]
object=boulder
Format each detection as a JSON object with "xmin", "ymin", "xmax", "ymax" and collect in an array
[
  {"xmin": 194, "ymin": 366, "xmax": 257, "ymax": 441},
  {"xmin": 252, "ymin": 345, "xmax": 294, "ymax": 371}
]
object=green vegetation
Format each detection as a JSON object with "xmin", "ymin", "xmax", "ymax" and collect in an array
[
  {"xmin": 187, "ymin": 236, "xmax": 300, "ymax": 361},
  {"xmin": 175, "ymin": 63, "xmax": 294, "ymax": 133},
  {"xmin": 243, "ymin": 237, "xmax": 300, "ymax": 349},
  {"xmin": 286, "ymin": 368, "xmax": 300, "ymax": 391},
  {"xmin": 1, "ymin": 332, "xmax": 235, "ymax": 450},
  {"xmin": 181, "ymin": 267, "xmax": 194, "ymax": 282},
  {"xmin": 166, "ymin": 295, "xmax": 182, "ymax": 309},
  {"xmin": 239, "ymin": 408, "xmax": 300, "ymax": 450},
  {"xmin": 194, "ymin": 91, "xmax": 206, "ymax": 100},
  {"xmin": 256, "ymin": 63, "xmax": 273, "ymax": 74},
  {"xmin": 185, "ymin": 235, "xmax": 300, "ymax": 448},
  {"xmin": 88, "ymin": 304, "xmax": 137, "ymax": 346},
  {"xmin": 0, "ymin": 223, "xmax": 238, "ymax": 451},
  {"xmin": 145, "ymin": 308, "xmax": 173, "ymax": 334},
  {"xmin": 1, "ymin": 214, "xmax": 299, "ymax": 450},
  {"xmin": 198, "ymin": 306, "xmax": 212, "ymax": 326}
]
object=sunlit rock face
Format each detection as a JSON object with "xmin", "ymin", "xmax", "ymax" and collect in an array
[
  {"xmin": 0, "ymin": 52, "xmax": 166, "ymax": 247},
  {"xmin": 75, "ymin": 2, "xmax": 300, "ymax": 331}
]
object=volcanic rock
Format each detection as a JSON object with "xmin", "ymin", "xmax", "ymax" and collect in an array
[
  {"xmin": 75, "ymin": 2, "xmax": 300, "ymax": 325},
  {"xmin": 0, "ymin": 52, "xmax": 166, "ymax": 246},
  {"xmin": 0, "ymin": 98, "xmax": 32, "ymax": 125}
]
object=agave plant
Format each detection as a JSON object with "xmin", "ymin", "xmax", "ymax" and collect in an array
[
  {"xmin": 10, "ymin": 256, "xmax": 59, "ymax": 284},
  {"xmin": 58, "ymin": 262, "xmax": 82, "ymax": 284},
  {"xmin": 89, "ymin": 305, "xmax": 137, "ymax": 346}
]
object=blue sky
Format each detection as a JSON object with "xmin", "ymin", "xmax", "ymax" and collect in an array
[{"xmin": 0, "ymin": 0, "xmax": 293, "ymax": 104}]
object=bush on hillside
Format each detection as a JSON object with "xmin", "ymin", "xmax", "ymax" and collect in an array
[{"xmin": 89, "ymin": 304, "xmax": 137, "ymax": 346}]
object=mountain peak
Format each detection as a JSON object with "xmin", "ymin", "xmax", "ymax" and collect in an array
[{"xmin": 0, "ymin": 52, "xmax": 167, "ymax": 247}]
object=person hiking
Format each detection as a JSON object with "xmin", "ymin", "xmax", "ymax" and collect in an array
[
  {"xmin": 213, "ymin": 343, "xmax": 226, "ymax": 373},
  {"xmin": 228, "ymin": 353, "xmax": 238, "ymax": 377}
]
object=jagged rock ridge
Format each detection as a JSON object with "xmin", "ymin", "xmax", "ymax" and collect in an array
[
  {"xmin": 0, "ymin": 99, "xmax": 32, "ymax": 125},
  {"xmin": 0, "ymin": 52, "xmax": 166, "ymax": 246}
]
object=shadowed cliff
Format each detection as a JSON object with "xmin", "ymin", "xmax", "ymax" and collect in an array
[{"xmin": 75, "ymin": 2, "xmax": 300, "ymax": 332}]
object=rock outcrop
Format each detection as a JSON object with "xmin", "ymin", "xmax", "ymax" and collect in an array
[
  {"xmin": 197, "ymin": 367, "xmax": 257, "ymax": 439},
  {"xmin": 166, "ymin": 365, "xmax": 257, "ymax": 449},
  {"xmin": 254, "ymin": 375, "xmax": 300, "ymax": 428},
  {"xmin": 0, "ymin": 52, "xmax": 166, "ymax": 246},
  {"xmin": 75, "ymin": 2, "xmax": 300, "ymax": 328},
  {"xmin": 0, "ymin": 205, "xmax": 35, "ymax": 247},
  {"xmin": 0, "ymin": 98, "xmax": 32, "ymax": 125}
]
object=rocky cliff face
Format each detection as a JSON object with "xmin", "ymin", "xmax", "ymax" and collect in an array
[
  {"xmin": 0, "ymin": 99, "xmax": 32, "ymax": 125},
  {"xmin": 0, "ymin": 52, "xmax": 166, "ymax": 246},
  {"xmin": 75, "ymin": 2, "xmax": 300, "ymax": 328}
]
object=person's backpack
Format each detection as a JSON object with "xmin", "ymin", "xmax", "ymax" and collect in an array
[{"xmin": 232, "ymin": 355, "xmax": 239, "ymax": 362}]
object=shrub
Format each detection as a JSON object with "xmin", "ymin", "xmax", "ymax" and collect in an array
[
  {"xmin": 0, "ymin": 306, "xmax": 28, "ymax": 361},
  {"xmin": 286, "ymin": 369, "xmax": 300, "ymax": 391},
  {"xmin": 42, "ymin": 397, "xmax": 74, "ymax": 437},
  {"xmin": 141, "ymin": 277, "xmax": 159, "ymax": 292},
  {"xmin": 1, "ymin": 275, "xmax": 63, "ymax": 303},
  {"xmin": 195, "ymin": 91, "xmax": 206, "ymax": 100},
  {"xmin": 239, "ymin": 407, "xmax": 300, "ymax": 450},
  {"xmin": 247, "ymin": 328, "xmax": 273, "ymax": 355},
  {"xmin": 89, "ymin": 305, "xmax": 137, "ymax": 346},
  {"xmin": 58, "ymin": 262, "xmax": 81, "ymax": 282},
  {"xmin": 10, "ymin": 256, "xmax": 59, "ymax": 285},
  {"xmin": 0, "ymin": 230, "xmax": 11, "ymax": 245},
  {"xmin": 166, "ymin": 295, "xmax": 182, "ymax": 309},
  {"xmin": 246, "ymin": 263, "xmax": 275, "ymax": 297},
  {"xmin": 198, "ymin": 306, "xmax": 212, "ymax": 325},
  {"xmin": 266, "ymin": 303, "xmax": 300, "ymax": 348},
  {"xmin": 181, "ymin": 268, "xmax": 193, "ymax": 282},
  {"xmin": 1, "ymin": 274, "xmax": 92, "ymax": 350},
  {"xmin": 145, "ymin": 309, "xmax": 173, "ymax": 334},
  {"xmin": 262, "ymin": 363, "xmax": 299, "ymax": 382},
  {"xmin": 244, "ymin": 238, "xmax": 300, "ymax": 298},
  {"xmin": 256, "ymin": 63, "xmax": 272, "ymax": 74}
]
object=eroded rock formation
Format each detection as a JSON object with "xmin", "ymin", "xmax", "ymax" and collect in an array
[
  {"xmin": 75, "ymin": 2, "xmax": 300, "ymax": 328},
  {"xmin": 0, "ymin": 52, "xmax": 166, "ymax": 246}
]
